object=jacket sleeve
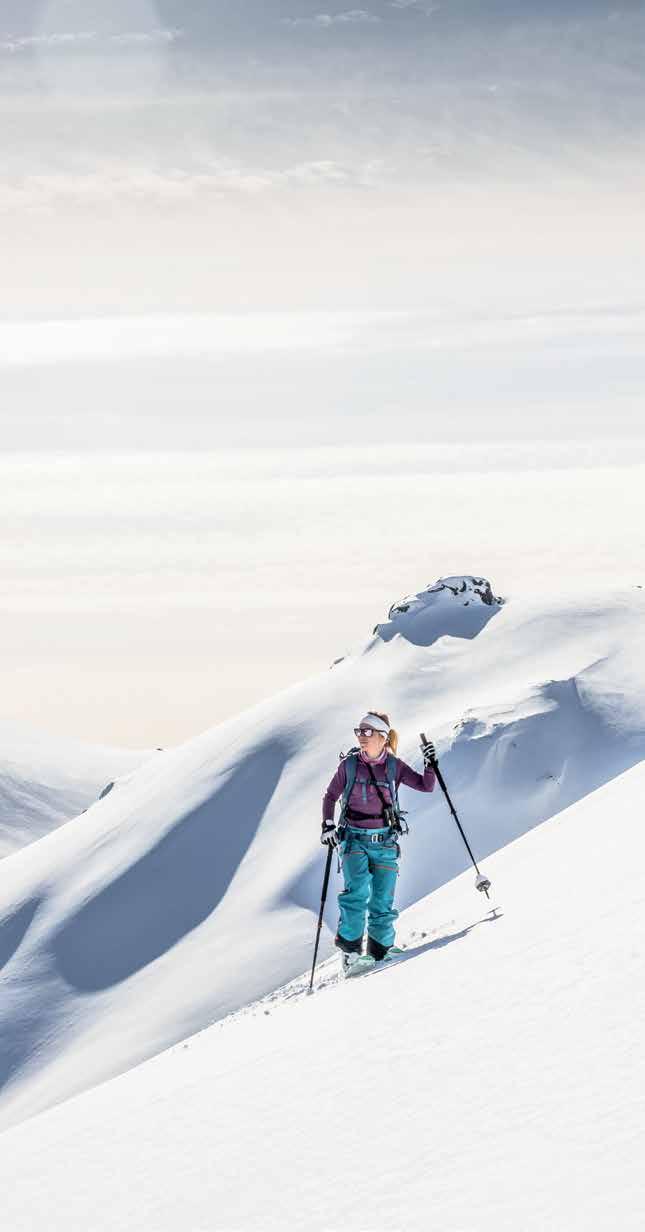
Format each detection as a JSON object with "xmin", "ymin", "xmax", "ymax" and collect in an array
[
  {"xmin": 397, "ymin": 758, "xmax": 436, "ymax": 794},
  {"xmin": 322, "ymin": 761, "xmax": 347, "ymax": 824}
]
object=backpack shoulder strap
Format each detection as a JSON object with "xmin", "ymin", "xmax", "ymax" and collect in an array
[
  {"xmin": 386, "ymin": 753, "xmax": 409, "ymax": 834},
  {"xmin": 339, "ymin": 753, "xmax": 358, "ymax": 822},
  {"xmin": 386, "ymin": 754, "xmax": 399, "ymax": 805}
]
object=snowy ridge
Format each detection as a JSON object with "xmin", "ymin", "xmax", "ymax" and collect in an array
[
  {"xmin": 0, "ymin": 719, "xmax": 151, "ymax": 859},
  {"xmin": 1, "ymin": 578, "xmax": 644, "ymax": 1132},
  {"xmin": 1, "ymin": 759, "xmax": 644, "ymax": 1230}
]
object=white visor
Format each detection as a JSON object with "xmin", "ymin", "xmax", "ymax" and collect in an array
[{"xmin": 359, "ymin": 713, "xmax": 391, "ymax": 735}]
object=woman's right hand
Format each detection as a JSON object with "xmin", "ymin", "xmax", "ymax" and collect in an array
[
  {"xmin": 421, "ymin": 737, "xmax": 436, "ymax": 767},
  {"xmin": 320, "ymin": 823, "xmax": 339, "ymax": 848}
]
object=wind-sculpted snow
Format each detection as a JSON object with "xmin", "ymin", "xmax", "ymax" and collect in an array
[
  {"xmin": 0, "ymin": 582, "xmax": 644, "ymax": 1130},
  {"xmin": 51, "ymin": 738, "xmax": 288, "ymax": 992}
]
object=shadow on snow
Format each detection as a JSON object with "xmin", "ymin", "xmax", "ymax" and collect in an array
[
  {"xmin": 0, "ymin": 898, "xmax": 42, "ymax": 975},
  {"xmin": 51, "ymin": 738, "xmax": 288, "ymax": 992}
]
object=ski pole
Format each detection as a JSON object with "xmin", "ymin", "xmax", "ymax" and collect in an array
[
  {"xmin": 308, "ymin": 843, "xmax": 334, "ymax": 994},
  {"xmin": 420, "ymin": 733, "xmax": 491, "ymax": 899}
]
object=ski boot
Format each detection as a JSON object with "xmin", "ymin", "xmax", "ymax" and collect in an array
[
  {"xmin": 336, "ymin": 934, "xmax": 374, "ymax": 978},
  {"xmin": 366, "ymin": 936, "xmax": 391, "ymax": 962},
  {"xmin": 341, "ymin": 951, "xmax": 376, "ymax": 978},
  {"xmin": 366, "ymin": 936, "xmax": 407, "ymax": 964}
]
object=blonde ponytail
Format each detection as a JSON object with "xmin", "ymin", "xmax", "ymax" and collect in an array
[{"xmin": 370, "ymin": 710, "xmax": 399, "ymax": 755}]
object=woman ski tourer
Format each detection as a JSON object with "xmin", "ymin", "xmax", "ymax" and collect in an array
[{"xmin": 321, "ymin": 712, "xmax": 436, "ymax": 975}]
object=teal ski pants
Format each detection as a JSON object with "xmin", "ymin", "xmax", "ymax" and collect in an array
[{"xmin": 337, "ymin": 828, "xmax": 400, "ymax": 950}]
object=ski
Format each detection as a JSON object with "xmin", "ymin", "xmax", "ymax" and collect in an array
[{"xmin": 341, "ymin": 945, "xmax": 409, "ymax": 978}]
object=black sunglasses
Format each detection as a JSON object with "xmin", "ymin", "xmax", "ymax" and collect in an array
[{"xmin": 354, "ymin": 727, "xmax": 383, "ymax": 738}]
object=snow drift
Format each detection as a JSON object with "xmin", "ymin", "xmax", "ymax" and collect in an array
[{"xmin": 1, "ymin": 576, "xmax": 644, "ymax": 1131}]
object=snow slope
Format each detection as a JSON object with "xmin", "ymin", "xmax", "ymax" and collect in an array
[
  {"xmin": 0, "ymin": 719, "xmax": 151, "ymax": 859},
  {"xmin": 1, "ymin": 578, "xmax": 644, "ymax": 1132},
  {"xmin": 1, "ymin": 758, "xmax": 644, "ymax": 1232}
]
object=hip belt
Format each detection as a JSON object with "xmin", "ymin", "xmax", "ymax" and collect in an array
[{"xmin": 345, "ymin": 825, "xmax": 392, "ymax": 844}]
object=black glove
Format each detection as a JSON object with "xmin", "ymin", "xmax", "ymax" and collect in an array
[
  {"xmin": 421, "ymin": 738, "xmax": 436, "ymax": 767},
  {"xmin": 321, "ymin": 822, "xmax": 339, "ymax": 849}
]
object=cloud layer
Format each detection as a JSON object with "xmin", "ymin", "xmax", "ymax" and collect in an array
[
  {"xmin": 0, "ymin": 28, "xmax": 183, "ymax": 54},
  {"xmin": 282, "ymin": 10, "xmax": 380, "ymax": 27}
]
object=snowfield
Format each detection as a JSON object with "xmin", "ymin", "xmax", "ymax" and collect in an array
[
  {"xmin": 0, "ymin": 720, "xmax": 151, "ymax": 859},
  {"xmin": 1, "ymin": 757, "xmax": 644, "ymax": 1231},
  {"xmin": 0, "ymin": 576, "xmax": 644, "ymax": 1164}
]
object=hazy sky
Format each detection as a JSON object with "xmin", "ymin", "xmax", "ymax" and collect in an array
[
  {"xmin": 1, "ymin": 2, "xmax": 644, "ymax": 745},
  {"xmin": 3, "ymin": 442, "xmax": 645, "ymax": 746}
]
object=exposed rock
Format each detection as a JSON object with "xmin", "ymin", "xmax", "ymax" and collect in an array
[
  {"xmin": 389, "ymin": 576, "xmax": 503, "ymax": 619},
  {"xmin": 374, "ymin": 575, "xmax": 504, "ymax": 647}
]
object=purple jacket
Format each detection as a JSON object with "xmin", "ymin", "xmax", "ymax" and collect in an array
[{"xmin": 322, "ymin": 748, "xmax": 435, "ymax": 827}]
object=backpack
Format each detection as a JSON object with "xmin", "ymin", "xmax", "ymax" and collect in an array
[{"xmin": 338, "ymin": 747, "xmax": 407, "ymax": 833}]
